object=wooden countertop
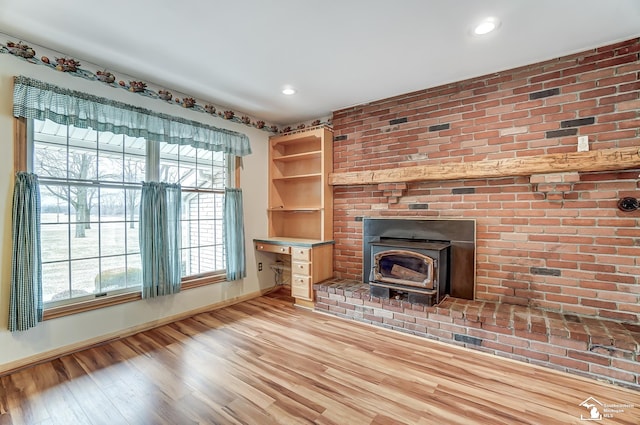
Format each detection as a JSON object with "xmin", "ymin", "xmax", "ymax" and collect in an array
[{"xmin": 253, "ymin": 237, "xmax": 334, "ymax": 248}]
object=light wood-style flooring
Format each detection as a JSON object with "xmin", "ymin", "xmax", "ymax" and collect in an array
[{"xmin": 1, "ymin": 290, "xmax": 639, "ymax": 425}]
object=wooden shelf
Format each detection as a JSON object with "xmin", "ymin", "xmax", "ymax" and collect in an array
[
  {"xmin": 271, "ymin": 134, "xmax": 321, "ymax": 157},
  {"xmin": 268, "ymin": 126, "xmax": 333, "ymax": 242},
  {"xmin": 268, "ymin": 207, "xmax": 322, "ymax": 212},
  {"xmin": 272, "ymin": 151, "xmax": 322, "ymax": 162},
  {"xmin": 272, "ymin": 173, "xmax": 321, "ymax": 181},
  {"xmin": 329, "ymin": 146, "xmax": 640, "ymax": 186},
  {"xmin": 263, "ymin": 127, "xmax": 334, "ymax": 305}
]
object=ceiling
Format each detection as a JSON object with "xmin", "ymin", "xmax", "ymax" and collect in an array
[{"xmin": 1, "ymin": 0, "xmax": 639, "ymax": 126}]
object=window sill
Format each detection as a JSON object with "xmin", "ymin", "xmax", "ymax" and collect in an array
[{"xmin": 43, "ymin": 272, "xmax": 227, "ymax": 321}]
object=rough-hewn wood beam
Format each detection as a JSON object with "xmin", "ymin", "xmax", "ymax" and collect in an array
[{"xmin": 329, "ymin": 146, "xmax": 640, "ymax": 186}]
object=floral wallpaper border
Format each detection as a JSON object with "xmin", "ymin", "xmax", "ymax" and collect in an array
[{"xmin": 1, "ymin": 40, "xmax": 331, "ymax": 134}]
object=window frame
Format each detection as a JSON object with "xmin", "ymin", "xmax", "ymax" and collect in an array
[{"xmin": 13, "ymin": 117, "xmax": 239, "ymax": 320}]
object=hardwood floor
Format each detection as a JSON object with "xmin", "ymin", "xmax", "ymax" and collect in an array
[{"xmin": 1, "ymin": 290, "xmax": 639, "ymax": 425}]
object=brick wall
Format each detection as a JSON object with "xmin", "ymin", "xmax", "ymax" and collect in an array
[{"xmin": 331, "ymin": 38, "xmax": 640, "ymax": 323}]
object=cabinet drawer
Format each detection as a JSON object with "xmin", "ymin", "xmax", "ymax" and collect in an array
[
  {"xmin": 255, "ymin": 243, "xmax": 290, "ymax": 254},
  {"xmin": 292, "ymin": 275, "xmax": 311, "ymax": 287},
  {"xmin": 292, "ymin": 261, "xmax": 310, "ymax": 275},
  {"xmin": 291, "ymin": 275, "xmax": 311, "ymax": 299},
  {"xmin": 291, "ymin": 247, "xmax": 311, "ymax": 261}
]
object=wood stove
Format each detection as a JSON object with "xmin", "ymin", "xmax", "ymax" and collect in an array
[
  {"xmin": 369, "ymin": 239, "xmax": 450, "ymax": 305},
  {"xmin": 363, "ymin": 218, "xmax": 475, "ymax": 305}
]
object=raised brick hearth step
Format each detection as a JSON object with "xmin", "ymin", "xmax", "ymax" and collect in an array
[
  {"xmin": 313, "ymin": 278, "xmax": 640, "ymax": 389},
  {"xmin": 437, "ymin": 298, "xmax": 640, "ymax": 355}
]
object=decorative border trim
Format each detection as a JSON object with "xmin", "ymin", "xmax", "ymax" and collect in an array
[{"xmin": 1, "ymin": 39, "xmax": 331, "ymax": 134}]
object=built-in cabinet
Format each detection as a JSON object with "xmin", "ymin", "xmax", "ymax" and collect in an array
[
  {"xmin": 255, "ymin": 126, "xmax": 334, "ymax": 307},
  {"xmin": 255, "ymin": 239, "xmax": 333, "ymax": 307},
  {"xmin": 268, "ymin": 126, "xmax": 333, "ymax": 240}
]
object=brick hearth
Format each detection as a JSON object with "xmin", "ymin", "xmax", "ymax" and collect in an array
[{"xmin": 314, "ymin": 279, "xmax": 640, "ymax": 390}]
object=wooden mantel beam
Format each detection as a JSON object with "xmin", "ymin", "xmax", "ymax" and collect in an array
[{"xmin": 329, "ymin": 146, "xmax": 640, "ymax": 186}]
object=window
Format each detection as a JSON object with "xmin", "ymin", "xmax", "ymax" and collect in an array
[
  {"xmin": 11, "ymin": 76, "xmax": 250, "ymax": 322},
  {"xmin": 158, "ymin": 139, "xmax": 227, "ymax": 276},
  {"xmin": 30, "ymin": 118, "xmax": 229, "ymax": 307}
]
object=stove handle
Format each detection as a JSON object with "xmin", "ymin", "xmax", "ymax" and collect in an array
[{"xmin": 369, "ymin": 266, "xmax": 376, "ymax": 282}]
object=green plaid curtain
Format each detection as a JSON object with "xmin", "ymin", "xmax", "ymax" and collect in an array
[
  {"xmin": 13, "ymin": 76, "xmax": 252, "ymax": 156},
  {"xmin": 139, "ymin": 182, "xmax": 182, "ymax": 298},
  {"xmin": 9, "ymin": 172, "xmax": 43, "ymax": 332},
  {"xmin": 224, "ymin": 188, "xmax": 246, "ymax": 281}
]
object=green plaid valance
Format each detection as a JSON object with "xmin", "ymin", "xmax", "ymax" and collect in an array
[{"xmin": 12, "ymin": 76, "xmax": 251, "ymax": 156}]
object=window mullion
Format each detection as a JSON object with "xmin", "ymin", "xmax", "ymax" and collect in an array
[
  {"xmin": 66, "ymin": 124, "xmax": 73, "ymax": 298},
  {"xmin": 226, "ymin": 154, "xmax": 234, "ymax": 189},
  {"xmin": 146, "ymin": 139, "xmax": 159, "ymax": 181},
  {"xmin": 25, "ymin": 119, "xmax": 34, "ymax": 171}
]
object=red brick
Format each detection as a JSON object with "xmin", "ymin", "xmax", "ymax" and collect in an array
[
  {"xmin": 414, "ymin": 318, "xmax": 441, "ymax": 329},
  {"xmin": 589, "ymin": 364, "xmax": 636, "ymax": 383},
  {"xmin": 328, "ymin": 305, "xmax": 347, "ymax": 315},
  {"xmin": 383, "ymin": 317, "xmax": 406, "ymax": 327},
  {"xmin": 337, "ymin": 302, "xmax": 356, "ymax": 310},
  {"xmin": 393, "ymin": 312, "xmax": 417, "ymax": 323},
  {"xmin": 567, "ymin": 350, "xmax": 611, "ymax": 366},
  {"xmin": 382, "ymin": 303, "xmax": 404, "ymax": 313},
  {"xmin": 514, "ymin": 330, "xmax": 549, "ymax": 343},
  {"xmin": 402, "ymin": 308, "xmax": 427, "ymax": 318},
  {"xmin": 481, "ymin": 340, "xmax": 514, "ymax": 353},
  {"xmin": 363, "ymin": 314, "xmax": 383, "ymax": 323},
  {"xmin": 428, "ymin": 328, "xmax": 454, "ymax": 340},
  {"xmin": 332, "ymin": 38, "xmax": 640, "ymax": 324},
  {"xmin": 482, "ymin": 324, "xmax": 514, "ymax": 335},
  {"xmin": 529, "ymin": 341, "xmax": 567, "ymax": 356},
  {"xmin": 315, "ymin": 302, "xmax": 330, "ymax": 311},
  {"xmin": 403, "ymin": 322, "xmax": 428, "ymax": 334},
  {"xmin": 513, "ymin": 347, "xmax": 549, "ymax": 362},
  {"xmin": 364, "ymin": 300, "xmax": 383, "ymax": 309},
  {"xmin": 611, "ymin": 358, "xmax": 640, "ymax": 374},
  {"xmin": 318, "ymin": 297, "xmax": 338, "ymax": 306},
  {"xmin": 427, "ymin": 313, "xmax": 454, "ymax": 323},
  {"xmin": 618, "ymin": 99, "xmax": 640, "ymax": 111},
  {"xmin": 548, "ymin": 355, "xmax": 590, "ymax": 371},
  {"xmin": 467, "ymin": 329, "xmax": 497, "ymax": 340},
  {"xmin": 497, "ymin": 334, "xmax": 530, "ymax": 348},
  {"xmin": 549, "ymin": 336, "xmax": 589, "ymax": 351}
]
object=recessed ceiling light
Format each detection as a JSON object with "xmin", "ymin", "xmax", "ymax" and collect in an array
[
  {"xmin": 282, "ymin": 87, "xmax": 296, "ymax": 95},
  {"xmin": 473, "ymin": 17, "xmax": 500, "ymax": 35}
]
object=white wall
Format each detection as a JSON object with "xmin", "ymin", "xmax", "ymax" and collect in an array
[{"xmin": 0, "ymin": 50, "xmax": 272, "ymax": 369}]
